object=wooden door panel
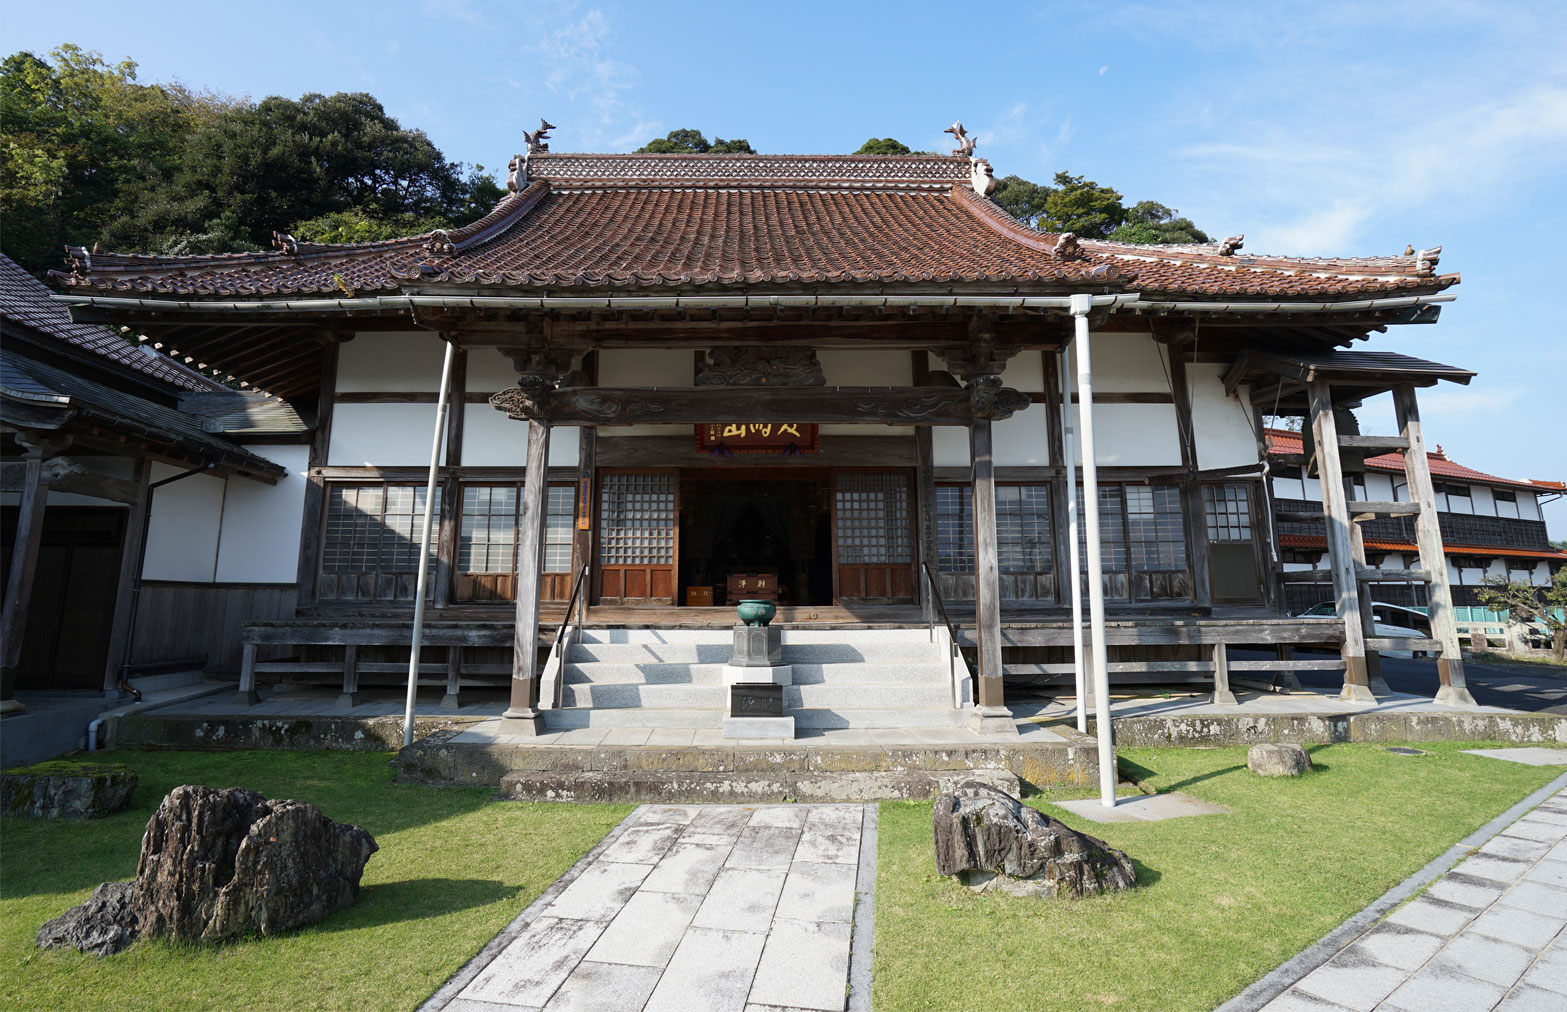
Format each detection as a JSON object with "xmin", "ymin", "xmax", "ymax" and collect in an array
[
  {"xmin": 834, "ymin": 472, "xmax": 916, "ymax": 603},
  {"xmin": 595, "ymin": 471, "xmax": 677, "ymax": 604}
]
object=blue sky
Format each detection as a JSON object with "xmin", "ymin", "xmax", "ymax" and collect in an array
[{"xmin": 5, "ymin": 0, "xmax": 1565, "ymax": 528}]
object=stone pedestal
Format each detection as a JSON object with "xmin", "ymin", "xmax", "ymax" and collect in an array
[
  {"xmin": 730, "ymin": 624, "xmax": 783, "ymax": 667},
  {"xmin": 722, "ymin": 625, "xmax": 794, "ymax": 741},
  {"xmin": 969, "ymin": 704, "xmax": 1020, "ymax": 736}
]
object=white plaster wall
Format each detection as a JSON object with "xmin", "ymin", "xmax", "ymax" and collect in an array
[
  {"xmin": 462, "ymin": 404, "xmax": 525, "ymax": 467},
  {"xmin": 1071, "ymin": 404, "xmax": 1182, "ymax": 466},
  {"xmin": 1271, "ymin": 474, "xmax": 1305, "ymax": 500},
  {"xmin": 1446, "ymin": 486, "xmax": 1475, "ymax": 515},
  {"xmin": 1451, "ymin": 560, "xmax": 1467, "ymax": 585},
  {"xmin": 142, "ymin": 465, "xmax": 225, "ymax": 582},
  {"xmin": 1067, "ymin": 331, "xmax": 1169, "ymax": 392},
  {"xmin": 598, "ymin": 349, "xmax": 693, "ymax": 387},
  {"xmin": 329, "ymin": 403, "xmax": 446, "ymax": 466},
  {"xmin": 1303, "ymin": 475, "xmax": 1322, "ymax": 502},
  {"xmin": 1188, "ymin": 365, "xmax": 1259, "ymax": 469},
  {"xmin": 336, "ymin": 332, "xmax": 446, "ymax": 392},
  {"xmin": 466, "ymin": 347, "xmax": 517, "ymax": 393},
  {"xmin": 819, "ymin": 350, "xmax": 912, "ymax": 387},
  {"xmin": 1485, "ymin": 558, "xmax": 1508, "ymax": 578},
  {"xmin": 1519, "ymin": 492, "xmax": 1541, "ymax": 521},
  {"xmin": 993, "ymin": 404, "xmax": 1049, "ymax": 465},
  {"xmin": 933, "ymin": 426, "xmax": 968, "ymax": 467},
  {"xmin": 1533, "ymin": 562, "xmax": 1552, "ymax": 586},
  {"xmin": 819, "ymin": 424, "xmax": 917, "ymax": 436},
  {"xmin": 1470, "ymin": 485, "xmax": 1496, "ymax": 517},
  {"xmin": 214, "ymin": 445, "xmax": 308, "ymax": 583},
  {"xmin": 1364, "ymin": 473, "xmax": 1395, "ymax": 501}
]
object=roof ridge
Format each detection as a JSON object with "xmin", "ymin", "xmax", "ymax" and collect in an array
[
  {"xmin": 1080, "ymin": 236, "xmax": 1447, "ymax": 278},
  {"xmin": 947, "ymin": 186, "xmax": 1130, "ymax": 284},
  {"xmin": 524, "ymin": 151, "xmax": 972, "ymax": 190}
]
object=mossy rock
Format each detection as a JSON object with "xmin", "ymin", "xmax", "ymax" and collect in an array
[{"xmin": 1, "ymin": 761, "xmax": 137, "ymax": 819}]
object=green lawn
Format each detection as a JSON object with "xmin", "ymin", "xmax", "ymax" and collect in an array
[
  {"xmin": 874, "ymin": 742, "xmax": 1562, "ymax": 1012},
  {"xmin": 2, "ymin": 749, "xmax": 631, "ymax": 1012}
]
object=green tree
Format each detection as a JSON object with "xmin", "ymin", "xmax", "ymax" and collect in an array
[
  {"xmin": 0, "ymin": 45, "xmax": 223, "ymax": 274},
  {"xmin": 855, "ymin": 137, "xmax": 911, "ymax": 155},
  {"xmin": 635, "ymin": 128, "xmax": 755, "ymax": 154},
  {"xmin": 290, "ymin": 208, "xmax": 449, "ymax": 245},
  {"xmin": 990, "ymin": 174, "xmax": 1054, "ymax": 229},
  {"xmin": 1109, "ymin": 200, "xmax": 1210, "ymax": 244},
  {"xmin": 1038, "ymin": 171, "xmax": 1125, "ymax": 238},
  {"xmin": 1477, "ymin": 569, "xmax": 1567, "ymax": 661}
]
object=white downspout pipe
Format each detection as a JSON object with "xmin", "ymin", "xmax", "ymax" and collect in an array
[
  {"xmin": 1071, "ymin": 294, "xmax": 1117, "ymax": 808},
  {"xmin": 1059, "ymin": 344, "xmax": 1087, "ymax": 734},
  {"xmin": 403, "ymin": 338, "xmax": 456, "ymax": 748}
]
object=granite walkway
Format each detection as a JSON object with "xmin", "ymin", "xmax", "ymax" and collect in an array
[
  {"xmin": 421, "ymin": 803, "xmax": 874, "ymax": 1012},
  {"xmin": 1259, "ymin": 783, "xmax": 1567, "ymax": 1012}
]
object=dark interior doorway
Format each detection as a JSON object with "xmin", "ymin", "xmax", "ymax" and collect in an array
[{"xmin": 677, "ymin": 471, "xmax": 833, "ymax": 606}]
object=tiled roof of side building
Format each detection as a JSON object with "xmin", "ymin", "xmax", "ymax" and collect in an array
[
  {"xmin": 0, "ymin": 252, "xmax": 223, "ymax": 392},
  {"xmin": 50, "ymin": 151, "xmax": 1459, "ymax": 301},
  {"xmin": 1265, "ymin": 428, "xmax": 1561, "ymax": 493}
]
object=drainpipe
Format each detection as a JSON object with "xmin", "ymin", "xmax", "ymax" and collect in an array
[
  {"xmin": 1059, "ymin": 343, "xmax": 1087, "ymax": 735},
  {"xmin": 404, "ymin": 338, "xmax": 456, "ymax": 748},
  {"xmin": 1070, "ymin": 294, "xmax": 1117, "ymax": 808},
  {"xmin": 119, "ymin": 461, "xmax": 216, "ymax": 701}
]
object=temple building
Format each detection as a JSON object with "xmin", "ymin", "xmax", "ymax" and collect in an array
[{"xmin": 15, "ymin": 125, "xmax": 1490, "ymax": 737}]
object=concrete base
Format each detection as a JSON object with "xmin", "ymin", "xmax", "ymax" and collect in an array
[
  {"xmin": 1338, "ymin": 682, "xmax": 1378, "ymax": 704},
  {"xmin": 236, "ymin": 689, "xmax": 260, "ymax": 706},
  {"xmin": 499, "ymin": 709, "xmax": 548, "ymax": 736},
  {"xmin": 969, "ymin": 705, "xmax": 1020, "ymax": 736},
  {"xmin": 1434, "ymin": 684, "xmax": 1479, "ymax": 707},
  {"xmin": 499, "ymin": 766, "xmax": 1021, "ymax": 803},
  {"xmin": 437, "ymin": 692, "xmax": 461, "ymax": 711},
  {"xmin": 1211, "ymin": 689, "xmax": 1239, "ymax": 706},
  {"xmin": 722, "ymin": 715, "xmax": 795, "ymax": 740},
  {"xmin": 0, "ymin": 699, "xmax": 25, "ymax": 715},
  {"xmin": 335, "ymin": 691, "xmax": 361, "ymax": 708},
  {"xmin": 722, "ymin": 664, "xmax": 792, "ymax": 687}
]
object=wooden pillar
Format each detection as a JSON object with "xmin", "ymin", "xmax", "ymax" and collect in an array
[
  {"xmin": 434, "ymin": 348, "xmax": 466, "ymax": 610},
  {"xmin": 1307, "ymin": 380, "xmax": 1374, "ymax": 703},
  {"xmin": 101, "ymin": 459, "xmax": 152, "ymax": 694},
  {"xmin": 1166, "ymin": 343, "xmax": 1212, "ymax": 608},
  {"xmin": 573, "ymin": 426, "xmax": 596, "ymax": 594},
  {"xmin": 968, "ymin": 418, "xmax": 1014, "ymax": 734},
  {"xmin": 440, "ymin": 646, "xmax": 462, "ymax": 711},
  {"xmin": 503, "ymin": 419, "xmax": 551, "ymax": 734},
  {"xmin": 0, "ymin": 448, "xmax": 51, "ymax": 711},
  {"xmin": 912, "ymin": 351, "xmax": 938, "ymax": 620},
  {"xmin": 295, "ymin": 339, "xmax": 339, "ymax": 610},
  {"xmin": 1394, "ymin": 385, "xmax": 1474, "ymax": 706},
  {"xmin": 237, "ymin": 642, "xmax": 259, "ymax": 705},
  {"xmin": 1211, "ymin": 641, "xmax": 1236, "ymax": 706},
  {"xmin": 1040, "ymin": 349, "xmax": 1071, "ymax": 605},
  {"xmin": 1349, "ymin": 521, "xmax": 1390, "ymax": 693},
  {"xmin": 336, "ymin": 643, "xmax": 360, "ymax": 707}
]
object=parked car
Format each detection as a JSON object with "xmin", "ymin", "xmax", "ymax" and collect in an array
[{"xmin": 1297, "ymin": 601, "xmax": 1433, "ymax": 658}]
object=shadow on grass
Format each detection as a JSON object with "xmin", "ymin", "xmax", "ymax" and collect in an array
[
  {"xmin": 313, "ymin": 878, "xmax": 515, "ymax": 932},
  {"xmin": 1127, "ymin": 856, "xmax": 1162, "ymax": 892},
  {"xmin": 1118, "ymin": 755, "xmax": 1248, "ymax": 794}
]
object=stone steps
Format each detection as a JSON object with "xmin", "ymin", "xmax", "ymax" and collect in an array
[
  {"xmin": 568, "ymin": 642, "xmax": 940, "ymax": 664},
  {"xmin": 562, "ymin": 661, "xmax": 951, "ymax": 686},
  {"xmin": 560, "ymin": 681, "xmax": 957, "ymax": 711},
  {"xmin": 498, "ymin": 767, "xmax": 1021, "ymax": 803},
  {"xmin": 545, "ymin": 704, "xmax": 970, "ymax": 730}
]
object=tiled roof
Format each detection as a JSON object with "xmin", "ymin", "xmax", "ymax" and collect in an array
[
  {"xmin": 1265, "ymin": 428, "xmax": 1555, "ymax": 492},
  {"xmin": 0, "ymin": 252, "xmax": 222, "ymax": 391},
  {"xmin": 1279, "ymin": 533, "xmax": 1567, "ymax": 562},
  {"xmin": 49, "ymin": 152, "xmax": 1460, "ymax": 302}
]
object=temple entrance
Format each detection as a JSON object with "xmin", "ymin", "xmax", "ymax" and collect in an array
[{"xmin": 677, "ymin": 470, "xmax": 834, "ymax": 607}]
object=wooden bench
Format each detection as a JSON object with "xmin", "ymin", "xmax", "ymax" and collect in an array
[{"xmin": 237, "ymin": 621, "xmax": 519, "ymax": 709}]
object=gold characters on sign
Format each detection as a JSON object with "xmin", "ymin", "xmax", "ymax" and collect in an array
[{"xmin": 717, "ymin": 424, "xmax": 803, "ymax": 439}]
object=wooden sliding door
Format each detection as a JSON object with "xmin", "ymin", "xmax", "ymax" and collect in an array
[
  {"xmin": 834, "ymin": 471, "xmax": 915, "ymax": 602},
  {"xmin": 596, "ymin": 470, "xmax": 677, "ymax": 604}
]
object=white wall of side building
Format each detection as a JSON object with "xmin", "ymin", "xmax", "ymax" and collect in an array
[
  {"xmin": 1188, "ymin": 364, "xmax": 1259, "ymax": 469},
  {"xmin": 142, "ymin": 465, "xmax": 227, "ymax": 581},
  {"xmin": 335, "ymin": 332, "xmax": 445, "ymax": 391}
]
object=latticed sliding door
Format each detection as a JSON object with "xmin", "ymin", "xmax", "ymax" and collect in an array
[
  {"xmin": 834, "ymin": 472, "xmax": 915, "ymax": 602},
  {"xmin": 596, "ymin": 471, "xmax": 677, "ymax": 604}
]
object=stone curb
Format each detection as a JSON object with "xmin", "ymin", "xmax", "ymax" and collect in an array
[
  {"xmin": 1213, "ymin": 765, "xmax": 1567, "ymax": 1012},
  {"xmin": 414, "ymin": 804, "xmax": 646, "ymax": 1012},
  {"xmin": 848, "ymin": 802, "xmax": 879, "ymax": 1012}
]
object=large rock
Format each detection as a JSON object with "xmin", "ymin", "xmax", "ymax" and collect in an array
[
  {"xmin": 932, "ymin": 781, "xmax": 1136, "ymax": 899},
  {"xmin": 36, "ymin": 785, "xmax": 377, "ymax": 956},
  {"xmin": 1248, "ymin": 743, "xmax": 1312, "ymax": 777},
  {"xmin": 2, "ymin": 762, "xmax": 137, "ymax": 819},
  {"xmin": 36, "ymin": 881, "xmax": 139, "ymax": 957}
]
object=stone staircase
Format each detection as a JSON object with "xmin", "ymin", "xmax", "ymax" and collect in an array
[{"xmin": 543, "ymin": 627, "xmax": 971, "ymax": 731}]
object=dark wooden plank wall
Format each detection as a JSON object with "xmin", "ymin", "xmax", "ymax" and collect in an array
[{"xmin": 131, "ymin": 582, "xmax": 297, "ymax": 671}]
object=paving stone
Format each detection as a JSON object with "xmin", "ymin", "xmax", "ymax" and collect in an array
[
  {"xmin": 1462, "ymin": 748, "xmax": 1567, "ymax": 766},
  {"xmin": 1384, "ymin": 896, "xmax": 1480, "ymax": 935},
  {"xmin": 542, "ymin": 961, "xmax": 664, "ymax": 1012},
  {"xmin": 1383, "ymin": 963, "xmax": 1506, "ymax": 1012},
  {"xmin": 774, "ymin": 861, "xmax": 857, "ymax": 924},
  {"xmin": 585, "ymin": 890, "xmax": 703, "ymax": 967},
  {"xmin": 1548, "ymin": 840, "xmax": 1567, "ymax": 863},
  {"xmin": 1468, "ymin": 905, "xmax": 1567, "ymax": 948},
  {"xmin": 636, "ymin": 805, "xmax": 701, "ymax": 827},
  {"xmin": 1532, "ymin": 810, "xmax": 1567, "ymax": 827},
  {"xmin": 642, "ymin": 839, "xmax": 734, "ymax": 895},
  {"xmin": 1496, "ymin": 983, "xmax": 1567, "ymax": 1012},
  {"xmin": 793, "ymin": 807, "xmax": 861, "ymax": 864},
  {"xmin": 447, "ymin": 997, "xmax": 541, "ymax": 1012},
  {"xmin": 547, "ymin": 861, "xmax": 654, "ymax": 921},
  {"xmin": 748, "ymin": 919, "xmax": 853, "ymax": 1012},
  {"xmin": 1426, "ymin": 873, "xmax": 1507, "ymax": 909},
  {"xmin": 687, "ymin": 807, "xmax": 754, "ymax": 839},
  {"xmin": 463, "ymin": 916, "xmax": 608, "ymax": 1007},
  {"xmin": 1503, "ymin": 819, "xmax": 1567, "ymax": 844},
  {"xmin": 1453, "ymin": 853, "xmax": 1531, "ymax": 884},
  {"xmin": 1482, "ymin": 835, "xmax": 1554, "ymax": 862},
  {"xmin": 1499, "ymin": 880, "xmax": 1567, "ymax": 918},
  {"xmin": 643, "ymin": 925, "xmax": 766, "ymax": 1012},
  {"xmin": 598, "ymin": 823, "xmax": 683, "ymax": 865},
  {"xmin": 1294, "ymin": 952, "xmax": 1409, "ymax": 1011},
  {"xmin": 1258, "ymin": 990, "xmax": 1359, "ymax": 1012},
  {"xmin": 1054, "ymin": 790, "xmax": 1230, "ymax": 823},
  {"xmin": 1523, "ymin": 858, "xmax": 1567, "ymax": 890},
  {"xmin": 727, "ymin": 825, "xmax": 804, "ymax": 870},
  {"xmin": 1342, "ymin": 923, "xmax": 1445, "ymax": 972},
  {"xmin": 693, "ymin": 868, "xmax": 789, "ymax": 933},
  {"xmin": 1430, "ymin": 931, "xmax": 1535, "ymax": 987},
  {"xmin": 748, "ymin": 806, "xmax": 808, "ymax": 828},
  {"xmin": 1521, "ymin": 941, "xmax": 1567, "ymax": 995}
]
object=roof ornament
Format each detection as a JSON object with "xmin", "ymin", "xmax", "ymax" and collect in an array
[
  {"xmin": 1403, "ymin": 244, "xmax": 1415, "ymax": 256},
  {"xmin": 506, "ymin": 152, "xmax": 525, "ymax": 193},
  {"xmin": 272, "ymin": 232, "xmax": 298, "ymax": 255},
  {"xmin": 1054, "ymin": 232, "xmax": 1081, "ymax": 257},
  {"xmin": 1218, "ymin": 235, "xmax": 1244, "ymax": 256},
  {"xmin": 945, "ymin": 120, "xmax": 977, "ymax": 157},
  {"xmin": 424, "ymin": 229, "xmax": 456, "ymax": 257},
  {"xmin": 1415, "ymin": 245, "xmax": 1441, "ymax": 276},
  {"xmin": 969, "ymin": 157, "xmax": 997, "ymax": 196},
  {"xmin": 524, "ymin": 118, "xmax": 556, "ymax": 154}
]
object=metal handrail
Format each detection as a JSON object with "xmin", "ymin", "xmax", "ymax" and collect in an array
[
  {"xmin": 545, "ymin": 564, "xmax": 590, "ymax": 707},
  {"xmin": 920, "ymin": 562, "xmax": 975, "ymax": 706}
]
